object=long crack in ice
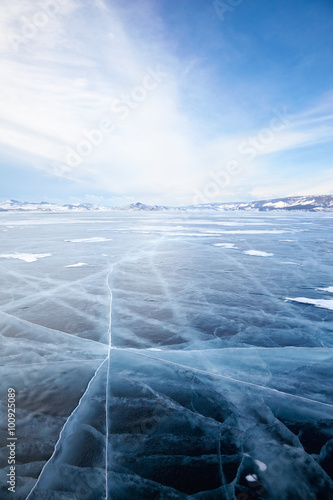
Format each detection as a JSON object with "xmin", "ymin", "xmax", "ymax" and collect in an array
[
  {"xmin": 25, "ymin": 358, "xmax": 108, "ymax": 499},
  {"xmin": 105, "ymin": 265, "xmax": 114, "ymax": 500},
  {"xmin": 24, "ymin": 265, "xmax": 115, "ymax": 500},
  {"xmin": 123, "ymin": 349, "xmax": 333, "ymax": 408}
]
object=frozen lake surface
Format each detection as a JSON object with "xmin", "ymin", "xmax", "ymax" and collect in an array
[{"xmin": 0, "ymin": 211, "xmax": 332, "ymax": 499}]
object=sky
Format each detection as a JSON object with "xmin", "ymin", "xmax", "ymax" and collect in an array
[{"xmin": 0, "ymin": 0, "xmax": 332, "ymax": 206}]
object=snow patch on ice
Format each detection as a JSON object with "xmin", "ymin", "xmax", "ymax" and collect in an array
[
  {"xmin": 65, "ymin": 237, "xmax": 112, "ymax": 243},
  {"xmin": 246, "ymin": 474, "xmax": 258, "ymax": 482},
  {"xmin": 64, "ymin": 262, "xmax": 88, "ymax": 268},
  {"xmin": 286, "ymin": 297, "xmax": 333, "ymax": 311},
  {"xmin": 213, "ymin": 243, "xmax": 237, "ymax": 248},
  {"xmin": 317, "ymin": 286, "xmax": 333, "ymax": 293},
  {"xmin": 255, "ymin": 460, "xmax": 267, "ymax": 471},
  {"xmin": 206, "ymin": 230, "xmax": 287, "ymax": 234},
  {"xmin": 136, "ymin": 225, "xmax": 186, "ymax": 231},
  {"xmin": 244, "ymin": 250, "xmax": 274, "ymax": 257},
  {"xmin": 0, "ymin": 253, "xmax": 51, "ymax": 262}
]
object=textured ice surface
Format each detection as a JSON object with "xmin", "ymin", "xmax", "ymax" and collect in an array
[{"xmin": 0, "ymin": 211, "xmax": 332, "ymax": 499}]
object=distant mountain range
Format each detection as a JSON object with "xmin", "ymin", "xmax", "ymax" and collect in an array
[
  {"xmin": 187, "ymin": 194, "xmax": 333, "ymax": 212},
  {"xmin": 1, "ymin": 195, "xmax": 333, "ymax": 213}
]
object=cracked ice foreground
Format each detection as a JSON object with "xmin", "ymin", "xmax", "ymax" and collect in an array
[{"xmin": 0, "ymin": 211, "xmax": 332, "ymax": 499}]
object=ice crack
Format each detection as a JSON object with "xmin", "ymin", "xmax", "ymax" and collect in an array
[
  {"xmin": 105, "ymin": 265, "xmax": 114, "ymax": 500},
  {"xmin": 25, "ymin": 359, "xmax": 108, "ymax": 499}
]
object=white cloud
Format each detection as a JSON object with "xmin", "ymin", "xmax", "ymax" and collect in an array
[
  {"xmin": 0, "ymin": 0, "xmax": 332, "ymax": 205},
  {"xmin": 250, "ymin": 169, "xmax": 333, "ymax": 201}
]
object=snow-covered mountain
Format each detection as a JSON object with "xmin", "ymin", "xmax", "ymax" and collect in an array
[
  {"xmin": 0, "ymin": 200, "xmax": 171, "ymax": 213},
  {"xmin": 187, "ymin": 194, "xmax": 333, "ymax": 212},
  {"xmin": 0, "ymin": 200, "xmax": 110, "ymax": 212},
  {"xmin": 1, "ymin": 195, "xmax": 333, "ymax": 212},
  {"xmin": 117, "ymin": 202, "xmax": 170, "ymax": 211}
]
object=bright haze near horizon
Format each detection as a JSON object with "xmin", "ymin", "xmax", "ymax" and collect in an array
[{"xmin": 0, "ymin": 0, "xmax": 332, "ymax": 207}]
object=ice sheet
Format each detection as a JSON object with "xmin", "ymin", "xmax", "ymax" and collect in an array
[{"xmin": 0, "ymin": 211, "xmax": 332, "ymax": 499}]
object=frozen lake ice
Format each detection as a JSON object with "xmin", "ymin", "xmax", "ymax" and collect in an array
[{"xmin": 0, "ymin": 211, "xmax": 332, "ymax": 499}]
